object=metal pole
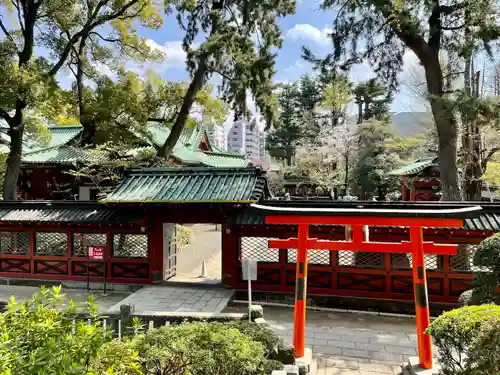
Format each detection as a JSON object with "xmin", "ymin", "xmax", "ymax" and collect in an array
[
  {"xmin": 410, "ymin": 226, "xmax": 432, "ymax": 369},
  {"xmin": 248, "ymin": 261, "xmax": 252, "ymax": 322},
  {"xmin": 293, "ymin": 224, "xmax": 309, "ymax": 358}
]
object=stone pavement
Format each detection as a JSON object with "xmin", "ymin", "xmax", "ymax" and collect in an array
[
  {"xmin": 107, "ymin": 285, "xmax": 234, "ymax": 313},
  {"xmin": 262, "ymin": 306, "xmax": 419, "ymax": 375}
]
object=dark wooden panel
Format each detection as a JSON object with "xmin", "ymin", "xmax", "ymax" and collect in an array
[
  {"xmin": 111, "ymin": 262, "xmax": 149, "ymax": 279},
  {"xmin": 1, "ymin": 258, "xmax": 30, "ymax": 273},
  {"xmin": 391, "ymin": 276, "xmax": 443, "ymax": 296},
  {"xmin": 72, "ymin": 261, "xmax": 105, "ymax": 277},
  {"xmin": 34, "ymin": 260, "xmax": 68, "ymax": 275},
  {"xmin": 449, "ymin": 279, "xmax": 472, "ymax": 297},
  {"xmin": 337, "ymin": 273, "xmax": 385, "ymax": 292}
]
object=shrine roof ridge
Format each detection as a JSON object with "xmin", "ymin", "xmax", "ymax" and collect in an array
[{"xmin": 250, "ymin": 201, "xmax": 482, "ymax": 219}]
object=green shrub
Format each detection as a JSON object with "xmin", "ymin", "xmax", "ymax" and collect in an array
[
  {"xmin": 460, "ymin": 234, "xmax": 500, "ymax": 305},
  {"xmin": 426, "ymin": 304, "xmax": 500, "ymax": 375},
  {"xmin": 464, "ymin": 317, "xmax": 500, "ymax": 375},
  {"xmin": 175, "ymin": 225, "xmax": 192, "ymax": 251},
  {"xmin": 134, "ymin": 322, "xmax": 267, "ymax": 375},
  {"xmin": 226, "ymin": 321, "xmax": 283, "ymax": 358},
  {"xmin": 90, "ymin": 339, "xmax": 143, "ymax": 375},
  {"xmin": 0, "ymin": 286, "xmax": 109, "ymax": 375}
]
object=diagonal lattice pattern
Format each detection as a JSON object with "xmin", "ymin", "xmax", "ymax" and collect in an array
[
  {"xmin": 391, "ymin": 254, "xmax": 442, "ymax": 270},
  {"xmin": 113, "ymin": 234, "xmax": 148, "ymax": 258},
  {"xmin": 73, "ymin": 233, "xmax": 107, "ymax": 257},
  {"xmin": 338, "ymin": 251, "xmax": 385, "ymax": 268},
  {"xmin": 450, "ymin": 245, "xmax": 482, "ymax": 272},
  {"xmin": 35, "ymin": 232, "xmax": 68, "ymax": 256},
  {"xmin": 0, "ymin": 232, "xmax": 29, "ymax": 255},
  {"xmin": 240, "ymin": 237, "xmax": 279, "ymax": 262},
  {"xmin": 287, "ymin": 249, "xmax": 330, "ymax": 265}
]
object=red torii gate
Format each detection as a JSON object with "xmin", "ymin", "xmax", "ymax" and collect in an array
[{"xmin": 251, "ymin": 202, "xmax": 482, "ymax": 370}]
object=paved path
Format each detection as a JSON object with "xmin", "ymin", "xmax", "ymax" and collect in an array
[
  {"xmin": 107, "ymin": 285, "xmax": 234, "ymax": 313},
  {"xmin": 170, "ymin": 224, "xmax": 221, "ymax": 284},
  {"xmin": 261, "ymin": 307, "xmax": 419, "ymax": 375}
]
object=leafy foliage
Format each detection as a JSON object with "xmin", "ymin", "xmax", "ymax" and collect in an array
[
  {"xmin": 265, "ymin": 83, "xmax": 307, "ymax": 166},
  {"xmin": 351, "ymin": 120, "xmax": 400, "ymax": 200},
  {"xmin": 426, "ymin": 304, "xmax": 500, "ymax": 375},
  {"xmin": 0, "ymin": 285, "xmax": 108, "ymax": 375},
  {"xmin": 133, "ymin": 322, "xmax": 267, "ymax": 375},
  {"xmin": 464, "ymin": 317, "xmax": 500, "ymax": 375},
  {"xmin": 460, "ymin": 234, "xmax": 500, "ymax": 305},
  {"xmin": 158, "ymin": 0, "xmax": 295, "ymax": 158}
]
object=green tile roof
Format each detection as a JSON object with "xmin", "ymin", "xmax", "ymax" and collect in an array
[
  {"xmin": 22, "ymin": 145, "xmax": 100, "ymax": 165},
  {"xmin": 103, "ymin": 167, "xmax": 267, "ymax": 203},
  {"xmin": 387, "ymin": 157, "xmax": 437, "ymax": 176}
]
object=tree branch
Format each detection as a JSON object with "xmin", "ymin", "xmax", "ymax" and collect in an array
[
  {"xmin": 482, "ymin": 147, "xmax": 500, "ymax": 171},
  {"xmin": 0, "ymin": 17, "xmax": 17, "ymax": 48}
]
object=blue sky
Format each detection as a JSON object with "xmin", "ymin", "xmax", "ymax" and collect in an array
[{"xmin": 129, "ymin": 1, "xmax": 427, "ymax": 115}]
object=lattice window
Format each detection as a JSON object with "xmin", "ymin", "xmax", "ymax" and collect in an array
[
  {"xmin": 240, "ymin": 237, "xmax": 279, "ymax": 263},
  {"xmin": 35, "ymin": 232, "xmax": 68, "ymax": 256},
  {"xmin": 73, "ymin": 233, "xmax": 107, "ymax": 257},
  {"xmin": 113, "ymin": 234, "xmax": 148, "ymax": 258},
  {"xmin": 337, "ymin": 251, "xmax": 385, "ymax": 268},
  {"xmin": 391, "ymin": 254, "xmax": 442, "ymax": 270},
  {"xmin": 287, "ymin": 249, "xmax": 330, "ymax": 265},
  {"xmin": 0, "ymin": 232, "xmax": 29, "ymax": 255},
  {"xmin": 451, "ymin": 245, "xmax": 482, "ymax": 272}
]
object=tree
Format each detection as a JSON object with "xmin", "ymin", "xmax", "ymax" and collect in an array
[
  {"xmin": 314, "ymin": 0, "xmax": 500, "ymax": 200},
  {"xmin": 0, "ymin": 0, "xmax": 164, "ymax": 200},
  {"xmin": 295, "ymin": 74, "xmax": 323, "ymax": 137},
  {"xmin": 353, "ymin": 79, "xmax": 391, "ymax": 124},
  {"xmin": 157, "ymin": 0, "xmax": 295, "ymax": 159},
  {"xmin": 352, "ymin": 120, "xmax": 400, "ymax": 200},
  {"xmin": 317, "ymin": 75, "xmax": 351, "ymax": 129},
  {"xmin": 265, "ymin": 83, "xmax": 304, "ymax": 166}
]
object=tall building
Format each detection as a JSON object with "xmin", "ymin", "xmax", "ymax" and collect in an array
[
  {"xmin": 226, "ymin": 118, "xmax": 265, "ymax": 164},
  {"xmin": 206, "ymin": 124, "xmax": 226, "ymax": 149}
]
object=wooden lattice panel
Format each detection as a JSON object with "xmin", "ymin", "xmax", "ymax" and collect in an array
[
  {"xmin": 287, "ymin": 249, "xmax": 330, "ymax": 265},
  {"xmin": 35, "ymin": 232, "xmax": 68, "ymax": 256},
  {"xmin": 73, "ymin": 233, "xmax": 106, "ymax": 257},
  {"xmin": 450, "ymin": 245, "xmax": 481, "ymax": 272},
  {"xmin": 240, "ymin": 237, "xmax": 279, "ymax": 263},
  {"xmin": 112, "ymin": 234, "xmax": 148, "ymax": 258},
  {"xmin": 338, "ymin": 251, "xmax": 385, "ymax": 268},
  {"xmin": 0, "ymin": 232, "xmax": 29, "ymax": 255},
  {"xmin": 391, "ymin": 254, "xmax": 442, "ymax": 270}
]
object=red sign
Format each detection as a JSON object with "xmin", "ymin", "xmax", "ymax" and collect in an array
[{"xmin": 88, "ymin": 246, "xmax": 105, "ymax": 260}]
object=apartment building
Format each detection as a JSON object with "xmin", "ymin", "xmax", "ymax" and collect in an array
[{"xmin": 226, "ymin": 119, "xmax": 266, "ymax": 164}]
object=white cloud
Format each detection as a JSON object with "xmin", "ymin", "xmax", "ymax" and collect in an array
[
  {"xmin": 94, "ymin": 62, "xmax": 116, "ymax": 79},
  {"xmin": 145, "ymin": 39, "xmax": 187, "ymax": 70},
  {"xmin": 286, "ymin": 24, "xmax": 332, "ymax": 46}
]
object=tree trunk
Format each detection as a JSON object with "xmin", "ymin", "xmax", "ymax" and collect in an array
[
  {"xmin": 3, "ymin": 123, "xmax": 23, "ymax": 200},
  {"xmin": 424, "ymin": 55, "xmax": 462, "ymax": 201},
  {"xmin": 2, "ymin": 3, "xmax": 39, "ymax": 200},
  {"xmin": 157, "ymin": 58, "xmax": 207, "ymax": 159}
]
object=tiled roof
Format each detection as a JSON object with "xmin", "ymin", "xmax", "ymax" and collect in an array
[
  {"xmin": 0, "ymin": 202, "xmax": 142, "ymax": 224},
  {"xmin": 387, "ymin": 157, "xmax": 437, "ymax": 176},
  {"xmin": 137, "ymin": 123, "xmax": 250, "ymax": 168},
  {"xmin": 104, "ymin": 167, "xmax": 267, "ymax": 203},
  {"xmin": 22, "ymin": 145, "xmax": 100, "ymax": 165}
]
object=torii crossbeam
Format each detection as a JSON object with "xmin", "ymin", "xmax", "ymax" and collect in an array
[{"xmin": 250, "ymin": 201, "xmax": 482, "ymax": 370}]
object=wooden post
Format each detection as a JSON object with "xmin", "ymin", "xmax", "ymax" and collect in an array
[
  {"xmin": 293, "ymin": 224, "xmax": 309, "ymax": 358},
  {"xmin": 410, "ymin": 226, "xmax": 432, "ymax": 369}
]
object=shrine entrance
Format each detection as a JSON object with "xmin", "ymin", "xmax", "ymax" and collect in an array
[{"xmin": 250, "ymin": 202, "xmax": 482, "ymax": 370}]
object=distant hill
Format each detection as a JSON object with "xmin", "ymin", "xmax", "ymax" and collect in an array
[{"xmin": 346, "ymin": 111, "xmax": 433, "ymax": 137}]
